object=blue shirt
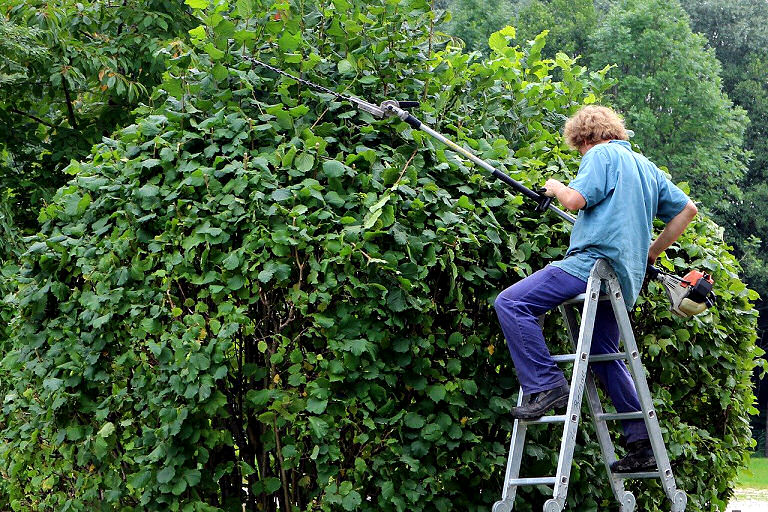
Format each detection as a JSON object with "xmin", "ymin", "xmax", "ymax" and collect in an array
[{"xmin": 551, "ymin": 140, "xmax": 690, "ymax": 308}]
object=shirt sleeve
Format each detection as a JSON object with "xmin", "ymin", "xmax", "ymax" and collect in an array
[
  {"xmin": 656, "ymin": 174, "xmax": 690, "ymax": 222},
  {"xmin": 568, "ymin": 147, "xmax": 616, "ymax": 208}
]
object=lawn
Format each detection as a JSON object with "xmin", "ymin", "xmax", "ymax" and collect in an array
[{"xmin": 737, "ymin": 457, "xmax": 768, "ymax": 489}]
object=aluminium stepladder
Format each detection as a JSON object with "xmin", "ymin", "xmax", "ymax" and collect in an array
[{"xmin": 493, "ymin": 260, "xmax": 687, "ymax": 512}]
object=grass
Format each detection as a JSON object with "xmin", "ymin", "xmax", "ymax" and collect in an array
[{"xmin": 736, "ymin": 457, "xmax": 768, "ymax": 489}]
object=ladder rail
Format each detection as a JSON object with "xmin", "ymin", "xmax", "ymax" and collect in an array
[
  {"xmin": 560, "ymin": 302, "xmax": 633, "ymax": 509},
  {"xmin": 550, "ymin": 271, "xmax": 602, "ymax": 507},
  {"xmin": 499, "ymin": 392, "xmax": 529, "ymax": 505},
  {"xmin": 598, "ymin": 260, "xmax": 686, "ymax": 510}
]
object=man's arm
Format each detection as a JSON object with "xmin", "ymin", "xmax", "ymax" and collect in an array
[
  {"xmin": 543, "ymin": 178, "xmax": 586, "ymax": 211},
  {"xmin": 648, "ymin": 201, "xmax": 698, "ymax": 263}
]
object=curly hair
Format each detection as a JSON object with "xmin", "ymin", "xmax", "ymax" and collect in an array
[{"xmin": 563, "ymin": 105, "xmax": 629, "ymax": 150}]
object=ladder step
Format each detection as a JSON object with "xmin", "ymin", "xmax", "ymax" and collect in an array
[
  {"xmin": 522, "ymin": 414, "xmax": 568, "ymax": 425},
  {"xmin": 613, "ymin": 471, "xmax": 660, "ymax": 479},
  {"xmin": 596, "ymin": 411, "xmax": 644, "ymax": 421},
  {"xmin": 509, "ymin": 477, "xmax": 557, "ymax": 486},
  {"xmin": 561, "ymin": 293, "xmax": 610, "ymax": 305},
  {"xmin": 552, "ymin": 352, "xmax": 626, "ymax": 363}
]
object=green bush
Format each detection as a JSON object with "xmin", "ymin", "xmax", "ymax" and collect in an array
[{"xmin": 0, "ymin": 1, "xmax": 762, "ymax": 511}]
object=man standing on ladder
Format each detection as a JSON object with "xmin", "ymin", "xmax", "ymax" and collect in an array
[{"xmin": 494, "ymin": 105, "xmax": 698, "ymax": 472}]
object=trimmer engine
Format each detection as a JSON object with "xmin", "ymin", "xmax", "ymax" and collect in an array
[{"xmin": 647, "ymin": 266, "xmax": 715, "ymax": 317}]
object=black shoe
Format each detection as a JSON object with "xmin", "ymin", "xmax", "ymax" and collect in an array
[
  {"xmin": 610, "ymin": 439, "xmax": 657, "ymax": 472},
  {"xmin": 511, "ymin": 384, "xmax": 570, "ymax": 420}
]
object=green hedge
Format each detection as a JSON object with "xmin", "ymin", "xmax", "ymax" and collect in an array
[{"xmin": 0, "ymin": 1, "xmax": 762, "ymax": 511}]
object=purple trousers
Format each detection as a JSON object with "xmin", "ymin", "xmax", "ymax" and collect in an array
[{"xmin": 494, "ymin": 265, "xmax": 648, "ymax": 443}]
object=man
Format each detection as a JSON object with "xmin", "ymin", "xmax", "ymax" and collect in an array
[{"xmin": 493, "ymin": 105, "xmax": 698, "ymax": 472}]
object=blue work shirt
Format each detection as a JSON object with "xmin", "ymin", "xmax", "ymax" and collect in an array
[{"xmin": 551, "ymin": 140, "xmax": 690, "ymax": 308}]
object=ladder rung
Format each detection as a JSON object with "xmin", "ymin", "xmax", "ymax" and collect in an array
[
  {"xmin": 613, "ymin": 471, "xmax": 660, "ymax": 479},
  {"xmin": 561, "ymin": 293, "xmax": 611, "ymax": 305},
  {"xmin": 522, "ymin": 415, "xmax": 567, "ymax": 425},
  {"xmin": 552, "ymin": 352, "xmax": 626, "ymax": 363},
  {"xmin": 596, "ymin": 411, "xmax": 644, "ymax": 421},
  {"xmin": 509, "ymin": 477, "xmax": 557, "ymax": 486}
]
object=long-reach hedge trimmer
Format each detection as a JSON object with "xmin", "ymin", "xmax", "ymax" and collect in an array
[{"xmin": 246, "ymin": 56, "xmax": 715, "ymax": 317}]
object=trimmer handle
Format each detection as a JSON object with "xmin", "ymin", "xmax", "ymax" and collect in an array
[
  {"xmin": 397, "ymin": 101, "xmax": 420, "ymax": 109},
  {"xmin": 535, "ymin": 187, "xmax": 553, "ymax": 212},
  {"xmin": 646, "ymin": 263, "xmax": 661, "ymax": 280}
]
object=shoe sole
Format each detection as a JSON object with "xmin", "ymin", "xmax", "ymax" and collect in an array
[
  {"xmin": 611, "ymin": 458, "xmax": 657, "ymax": 473},
  {"xmin": 612, "ymin": 464, "xmax": 657, "ymax": 473},
  {"xmin": 512, "ymin": 394, "xmax": 570, "ymax": 420}
]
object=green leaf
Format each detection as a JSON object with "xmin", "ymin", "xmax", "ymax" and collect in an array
[
  {"xmin": 236, "ymin": 0, "xmax": 253, "ymax": 18},
  {"xmin": 306, "ymin": 397, "xmax": 328, "ymax": 414},
  {"xmin": 97, "ymin": 422, "xmax": 115, "ymax": 438},
  {"xmin": 137, "ymin": 184, "xmax": 160, "ymax": 198},
  {"xmin": 189, "ymin": 24, "xmax": 206, "ymax": 40},
  {"xmin": 427, "ymin": 384, "xmax": 446, "ymax": 402},
  {"xmin": 204, "ymin": 42, "xmax": 225, "ymax": 60},
  {"xmin": 323, "ymin": 159, "xmax": 346, "ymax": 178},
  {"xmin": 127, "ymin": 470, "xmax": 152, "ymax": 489},
  {"xmin": 247, "ymin": 389, "xmax": 272, "ymax": 407},
  {"xmin": 295, "ymin": 153, "xmax": 315, "ymax": 172},
  {"xmin": 337, "ymin": 59, "xmax": 354, "ymax": 75},
  {"xmin": 489, "ymin": 31, "xmax": 508, "ymax": 53},
  {"xmin": 272, "ymin": 189, "xmax": 293, "ymax": 202},
  {"xmin": 404, "ymin": 412, "xmax": 425, "ymax": 428},
  {"xmin": 185, "ymin": 0, "xmax": 208, "ymax": 9},
  {"xmin": 262, "ymin": 477, "xmax": 281, "ymax": 494},
  {"xmin": 308, "ymin": 416, "xmax": 329, "ymax": 438},
  {"xmin": 213, "ymin": 63, "xmax": 228, "ymax": 81},
  {"xmin": 157, "ymin": 466, "xmax": 176, "ymax": 484},
  {"xmin": 184, "ymin": 469, "xmax": 202, "ymax": 486},
  {"xmin": 342, "ymin": 491, "xmax": 362, "ymax": 511},
  {"xmin": 223, "ymin": 252, "xmax": 240, "ymax": 270},
  {"xmin": 278, "ymin": 32, "xmax": 302, "ymax": 52}
]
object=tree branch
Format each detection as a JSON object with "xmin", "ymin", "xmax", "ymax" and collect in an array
[
  {"xmin": 9, "ymin": 107, "xmax": 57, "ymax": 129},
  {"xmin": 61, "ymin": 76, "xmax": 79, "ymax": 129}
]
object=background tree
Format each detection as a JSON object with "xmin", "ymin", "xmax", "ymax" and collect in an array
[
  {"xmin": 589, "ymin": 0, "xmax": 749, "ymax": 215},
  {"xmin": 680, "ymin": 0, "xmax": 768, "ymax": 296},
  {"xmin": 440, "ymin": 0, "xmax": 516, "ymax": 53},
  {"xmin": 681, "ymin": 0, "xmax": 768, "ymax": 459},
  {"xmin": 514, "ymin": 0, "xmax": 597, "ymax": 59},
  {"xmin": 0, "ymin": 0, "xmax": 196, "ymax": 233}
]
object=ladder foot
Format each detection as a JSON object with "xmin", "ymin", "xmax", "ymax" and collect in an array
[
  {"xmin": 620, "ymin": 491, "xmax": 636, "ymax": 512},
  {"xmin": 670, "ymin": 490, "xmax": 687, "ymax": 512},
  {"xmin": 543, "ymin": 499, "xmax": 562, "ymax": 512},
  {"xmin": 492, "ymin": 500, "xmax": 513, "ymax": 512}
]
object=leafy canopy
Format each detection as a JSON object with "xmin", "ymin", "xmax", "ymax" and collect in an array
[{"xmin": 0, "ymin": 0, "xmax": 196, "ymax": 231}]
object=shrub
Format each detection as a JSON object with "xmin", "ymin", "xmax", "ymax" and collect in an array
[{"xmin": 0, "ymin": 1, "xmax": 761, "ymax": 511}]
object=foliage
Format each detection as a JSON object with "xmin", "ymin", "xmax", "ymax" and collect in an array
[
  {"xmin": 682, "ymin": 0, "xmax": 768, "ymax": 69},
  {"xmin": 682, "ymin": 0, "xmax": 768, "ymax": 305},
  {"xmin": 0, "ymin": 16, "xmax": 47, "ymax": 86},
  {"xmin": 439, "ymin": 0, "xmax": 515, "ymax": 53},
  {"xmin": 633, "ymin": 213, "xmax": 764, "ymax": 510},
  {"xmin": 514, "ymin": 0, "xmax": 596, "ymax": 59},
  {"xmin": 0, "ymin": 2, "xmax": 762, "ymax": 512},
  {"xmin": 0, "ymin": 0, "xmax": 196, "ymax": 232},
  {"xmin": 589, "ymin": 0, "xmax": 749, "ymax": 216}
]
